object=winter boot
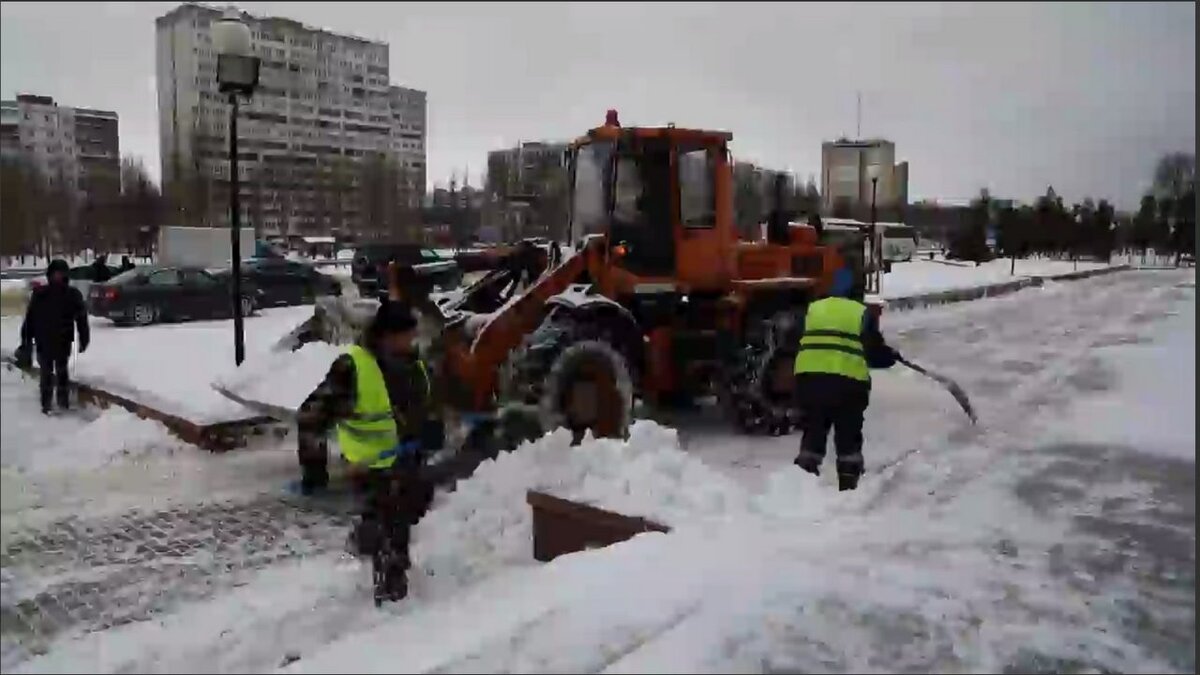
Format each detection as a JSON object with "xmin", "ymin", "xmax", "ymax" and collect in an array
[
  {"xmin": 348, "ymin": 516, "xmax": 382, "ymax": 557},
  {"xmin": 837, "ymin": 472, "xmax": 861, "ymax": 491},
  {"xmin": 794, "ymin": 452, "xmax": 822, "ymax": 476},
  {"xmin": 373, "ymin": 563, "xmax": 408, "ymax": 606},
  {"xmin": 372, "ymin": 548, "xmax": 410, "ymax": 606}
]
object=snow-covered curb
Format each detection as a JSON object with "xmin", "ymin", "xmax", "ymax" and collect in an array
[{"xmin": 884, "ymin": 264, "xmax": 1130, "ymax": 312}]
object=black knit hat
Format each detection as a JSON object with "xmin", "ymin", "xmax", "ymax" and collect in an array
[
  {"xmin": 46, "ymin": 259, "xmax": 69, "ymax": 279},
  {"xmin": 370, "ymin": 300, "xmax": 418, "ymax": 335}
]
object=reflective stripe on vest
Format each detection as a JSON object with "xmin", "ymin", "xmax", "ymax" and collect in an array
[
  {"xmin": 793, "ymin": 297, "xmax": 870, "ymax": 382},
  {"xmin": 337, "ymin": 345, "xmax": 400, "ymax": 469}
]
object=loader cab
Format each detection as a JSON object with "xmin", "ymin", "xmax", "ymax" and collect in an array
[{"xmin": 567, "ymin": 111, "xmax": 735, "ymax": 289}]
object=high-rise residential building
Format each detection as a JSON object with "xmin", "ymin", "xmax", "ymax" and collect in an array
[
  {"xmin": 155, "ymin": 2, "xmax": 427, "ymax": 238},
  {"xmin": 820, "ymin": 138, "xmax": 908, "ymax": 219},
  {"xmin": 0, "ymin": 94, "xmax": 120, "ymax": 199},
  {"xmin": 485, "ymin": 140, "xmax": 569, "ymax": 241}
]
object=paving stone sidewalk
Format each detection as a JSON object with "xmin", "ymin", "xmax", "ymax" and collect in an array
[{"xmin": 1, "ymin": 493, "xmax": 357, "ymax": 668}]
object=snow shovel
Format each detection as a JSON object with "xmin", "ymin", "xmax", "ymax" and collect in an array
[{"xmin": 898, "ymin": 357, "xmax": 978, "ymax": 424}]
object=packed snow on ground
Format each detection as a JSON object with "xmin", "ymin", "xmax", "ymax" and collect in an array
[
  {"xmin": 0, "ymin": 373, "xmax": 303, "ymax": 535},
  {"xmin": 0, "ymin": 366, "xmax": 190, "ymax": 473},
  {"xmin": 0, "ymin": 370, "xmax": 191, "ymax": 474},
  {"xmin": 0, "ymin": 306, "xmax": 314, "ymax": 424},
  {"xmin": 1053, "ymin": 286, "xmax": 1195, "ymax": 460},
  {"xmin": 878, "ymin": 256, "xmax": 1113, "ymax": 299}
]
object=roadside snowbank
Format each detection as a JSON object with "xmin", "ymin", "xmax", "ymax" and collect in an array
[{"xmin": 879, "ymin": 257, "xmax": 1112, "ymax": 299}]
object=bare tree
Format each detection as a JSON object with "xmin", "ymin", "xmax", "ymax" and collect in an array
[{"xmin": 0, "ymin": 159, "xmax": 46, "ymax": 259}]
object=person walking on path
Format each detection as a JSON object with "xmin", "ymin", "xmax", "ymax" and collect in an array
[{"xmin": 19, "ymin": 259, "xmax": 90, "ymax": 414}]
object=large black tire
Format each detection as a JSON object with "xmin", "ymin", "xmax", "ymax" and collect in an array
[
  {"xmin": 500, "ymin": 314, "xmax": 635, "ymax": 444},
  {"xmin": 722, "ymin": 310, "xmax": 805, "ymax": 435}
]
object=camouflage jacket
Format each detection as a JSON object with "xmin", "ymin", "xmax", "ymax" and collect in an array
[{"xmin": 296, "ymin": 345, "xmax": 439, "ymax": 465}]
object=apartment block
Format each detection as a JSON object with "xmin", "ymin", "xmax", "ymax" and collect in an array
[
  {"xmin": 0, "ymin": 94, "xmax": 120, "ymax": 199},
  {"xmin": 155, "ymin": 2, "xmax": 426, "ymax": 237},
  {"xmin": 820, "ymin": 138, "xmax": 909, "ymax": 218},
  {"xmin": 485, "ymin": 140, "xmax": 569, "ymax": 241}
]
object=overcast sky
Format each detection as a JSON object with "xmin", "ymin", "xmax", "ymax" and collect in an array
[{"xmin": 1, "ymin": 1, "xmax": 1194, "ymax": 209}]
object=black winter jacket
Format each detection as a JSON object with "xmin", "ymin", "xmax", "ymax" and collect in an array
[{"xmin": 21, "ymin": 282, "xmax": 89, "ymax": 354}]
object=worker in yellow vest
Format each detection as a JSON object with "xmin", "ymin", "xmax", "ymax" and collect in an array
[
  {"xmin": 793, "ymin": 268, "xmax": 901, "ymax": 491},
  {"xmin": 295, "ymin": 300, "xmax": 443, "ymax": 603}
]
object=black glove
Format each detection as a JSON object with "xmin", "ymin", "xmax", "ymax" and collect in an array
[
  {"xmin": 420, "ymin": 419, "xmax": 446, "ymax": 452},
  {"xmin": 14, "ymin": 343, "xmax": 32, "ymax": 369}
]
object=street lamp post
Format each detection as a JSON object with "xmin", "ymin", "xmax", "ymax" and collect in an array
[
  {"xmin": 867, "ymin": 164, "xmax": 881, "ymax": 293},
  {"xmin": 214, "ymin": 8, "xmax": 260, "ymax": 366}
]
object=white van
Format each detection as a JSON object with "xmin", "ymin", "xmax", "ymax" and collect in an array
[{"xmin": 880, "ymin": 224, "xmax": 918, "ymax": 264}]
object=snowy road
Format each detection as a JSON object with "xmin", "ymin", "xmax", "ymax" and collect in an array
[{"xmin": 1, "ymin": 269, "xmax": 1194, "ymax": 673}]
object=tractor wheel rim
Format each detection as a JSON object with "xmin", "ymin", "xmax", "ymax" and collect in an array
[
  {"xmin": 766, "ymin": 355, "xmax": 794, "ymax": 401},
  {"xmin": 563, "ymin": 359, "xmax": 621, "ymax": 437}
]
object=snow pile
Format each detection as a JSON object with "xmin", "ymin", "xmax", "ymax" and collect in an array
[
  {"xmin": 411, "ymin": 422, "xmax": 752, "ymax": 600},
  {"xmin": 215, "ymin": 341, "xmax": 342, "ymax": 414},
  {"xmin": 42, "ymin": 407, "xmax": 189, "ymax": 470},
  {"xmin": 1, "ymin": 368, "xmax": 188, "ymax": 474}
]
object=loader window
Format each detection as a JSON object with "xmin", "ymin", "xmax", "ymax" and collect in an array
[
  {"xmin": 678, "ymin": 148, "xmax": 715, "ymax": 229},
  {"xmin": 612, "ymin": 156, "xmax": 644, "ymax": 226},
  {"xmin": 570, "ymin": 141, "xmax": 612, "ymax": 237}
]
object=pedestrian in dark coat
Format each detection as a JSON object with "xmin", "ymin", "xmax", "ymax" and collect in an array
[
  {"xmin": 20, "ymin": 259, "xmax": 90, "ymax": 413},
  {"xmin": 90, "ymin": 254, "xmax": 113, "ymax": 283},
  {"xmin": 119, "ymin": 255, "xmax": 135, "ymax": 273}
]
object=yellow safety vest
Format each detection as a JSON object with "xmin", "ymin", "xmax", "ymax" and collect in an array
[
  {"xmin": 793, "ymin": 297, "xmax": 870, "ymax": 382},
  {"xmin": 337, "ymin": 345, "xmax": 429, "ymax": 469}
]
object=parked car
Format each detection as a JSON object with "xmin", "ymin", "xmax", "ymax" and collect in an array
[
  {"xmin": 233, "ymin": 258, "xmax": 342, "ymax": 307},
  {"xmin": 88, "ymin": 265, "xmax": 262, "ymax": 327},
  {"xmin": 351, "ymin": 243, "xmax": 462, "ymax": 298}
]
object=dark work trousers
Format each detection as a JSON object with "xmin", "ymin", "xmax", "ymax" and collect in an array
[
  {"xmin": 36, "ymin": 347, "xmax": 71, "ymax": 411},
  {"xmin": 794, "ymin": 373, "xmax": 870, "ymax": 490},
  {"xmin": 354, "ymin": 454, "xmax": 436, "ymax": 603}
]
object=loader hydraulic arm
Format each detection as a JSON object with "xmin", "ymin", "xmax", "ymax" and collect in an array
[{"xmin": 449, "ymin": 244, "xmax": 596, "ymax": 410}]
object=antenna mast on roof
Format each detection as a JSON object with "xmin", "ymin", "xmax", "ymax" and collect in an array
[{"xmin": 856, "ymin": 91, "xmax": 862, "ymax": 140}]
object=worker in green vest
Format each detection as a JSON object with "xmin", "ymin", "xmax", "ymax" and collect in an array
[
  {"xmin": 295, "ymin": 300, "xmax": 444, "ymax": 603},
  {"xmin": 793, "ymin": 268, "xmax": 901, "ymax": 491}
]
